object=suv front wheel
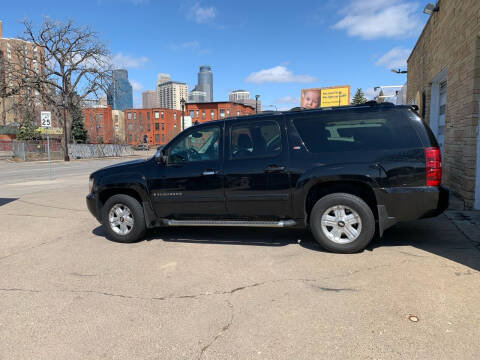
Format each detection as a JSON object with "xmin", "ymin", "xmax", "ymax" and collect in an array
[
  {"xmin": 102, "ymin": 194, "xmax": 146, "ymax": 243},
  {"xmin": 310, "ymin": 193, "xmax": 375, "ymax": 253}
]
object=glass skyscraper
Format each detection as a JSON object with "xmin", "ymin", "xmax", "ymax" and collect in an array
[
  {"xmin": 107, "ymin": 69, "xmax": 133, "ymax": 111},
  {"xmin": 197, "ymin": 65, "xmax": 213, "ymax": 102}
]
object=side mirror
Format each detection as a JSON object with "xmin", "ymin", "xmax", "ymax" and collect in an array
[{"xmin": 155, "ymin": 148, "xmax": 167, "ymax": 164}]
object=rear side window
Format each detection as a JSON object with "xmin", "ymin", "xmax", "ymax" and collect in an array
[
  {"xmin": 231, "ymin": 120, "xmax": 281, "ymax": 159},
  {"xmin": 293, "ymin": 109, "xmax": 422, "ymax": 153}
]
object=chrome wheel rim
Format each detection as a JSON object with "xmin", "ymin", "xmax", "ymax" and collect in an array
[
  {"xmin": 109, "ymin": 204, "xmax": 134, "ymax": 235},
  {"xmin": 321, "ymin": 205, "xmax": 362, "ymax": 244}
]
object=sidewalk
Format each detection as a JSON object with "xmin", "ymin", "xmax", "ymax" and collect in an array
[{"xmin": 445, "ymin": 194, "xmax": 480, "ymax": 248}]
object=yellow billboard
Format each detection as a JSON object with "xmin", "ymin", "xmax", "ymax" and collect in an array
[{"xmin": 320, "ymin": 86, "xmax": 350, "ymax": 107}]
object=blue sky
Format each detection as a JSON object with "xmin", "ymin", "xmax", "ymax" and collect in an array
[{"xmin": 2, "ymin": 0, "xmax": 431, "ymax": 109}]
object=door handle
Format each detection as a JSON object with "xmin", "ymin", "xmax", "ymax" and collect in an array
[
  {"xmin": 202, "ymin": 170, "xmax": 217, "ymax": 176},
  {"xmin": 264, "ymin": 165, "xmax": 285, "ymax": 173}
]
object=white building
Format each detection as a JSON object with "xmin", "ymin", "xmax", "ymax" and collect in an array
[{"xmin": 158, "ymin": 81, "xmax": 188, "ymax": 110}]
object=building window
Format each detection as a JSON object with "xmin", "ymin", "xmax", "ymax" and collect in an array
[
  {"xmin": 154, "ymin": 111, "xmax": 159, "ymax": 119},
  {"xmin": 147, "ymin": 124, "xmax": 151, "ymax": 131},
  {"xmin": 196, "ymin": 110, "xmax": 199, "ymax": 118},
  {"xmin": 139, "ymin": 113, "xmax": 143, "ymax": 121},
  {"xmin": 174, "ymin": 113, "xmax": 177, "ymax": 121},
  {"xmin": 155, "ymin": 134, "xmax": 160, "ymax": 143},
  {"xmin": 211, "ymin": 110, "xmax": 215, "ymax": 120},
  {"xmin": 162, "ymin": 134, "xmax": 165, "ymax": 142},
  {"xmin": 190, "ymin": 110, "xmax": 194, "ymax": 118},
  {"xmin": 220, "ymin": 109, "xmax": 225, "ymax": 118},
  {"xmin": 147, "ymin": 112, "xmax": 150, "ymax": 120},
  {"xmin": 127, "ymin": 112, "xmax": 132, "ymax": 120},
  {"xmin": 155, "ymin": 123, "xmax": 159, "ymax": 130},
  {"xmin": 133, "ymin": 112, "xmax": 136, "ymax": 120},
  {"xmin": 226, "ymin": 109, "xmax": 230, "ymax": 117},
  {"xmin": 237, "ymin": 111, "xmax": 240, "ymax": 116},
  {"xmin": 202, "ymin": 111, "xmax": 206, "ymax": 120},
  {"xmin": 161, "ymin": 123, "xmax": 165, "ymax": 130},
  {"xmin": 129, "ymin": 134, "xmax": 132, "ymax": 141},
  {"xmin": 114, "ymin": 115, "xmax": 118, "ymax": 123},
  {"xmin": 161, "ymin": 111, "xmax": 164, "ymax": 119}
]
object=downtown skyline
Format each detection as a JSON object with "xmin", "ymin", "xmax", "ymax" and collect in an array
[{"xmin": 3, "ymin": 0, "xmax": 432, "ymax": 109}]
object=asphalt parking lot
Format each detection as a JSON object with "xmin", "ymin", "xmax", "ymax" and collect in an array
[{"xmin": 1, "ymin": 157, "xmax": 480, "ymax": 359}]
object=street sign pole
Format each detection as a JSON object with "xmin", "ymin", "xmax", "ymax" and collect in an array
[
  {"xmin": 41, "ymin": 111, "xmax": 53, "ymax": 180},
  {"xmin": 46, "ymin": 127, "xmax": 52, "ymax": 179}
]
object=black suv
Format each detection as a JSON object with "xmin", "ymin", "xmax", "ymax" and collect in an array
[{"xmin": 87, "ymin": 102, "xmax": 449, "ymax": 253}]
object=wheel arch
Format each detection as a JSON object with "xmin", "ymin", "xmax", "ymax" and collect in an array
[{"xmin": 304, "ymin": 180, "xmax": 378, "ymax": 225}]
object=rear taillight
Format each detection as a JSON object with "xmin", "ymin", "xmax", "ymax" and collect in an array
[{"xmin": 425, "ymin": 147, "xmax": 442, "ymax": 186}]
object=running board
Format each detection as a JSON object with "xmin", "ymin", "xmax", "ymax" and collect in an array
[{"xmin": 165, "ymin": 219, "xmax": 297, "ymax": 228}]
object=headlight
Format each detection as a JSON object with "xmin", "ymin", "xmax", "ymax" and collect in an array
[{"xmin": 89, "ymin": 177, "xmax": 94, "ymax": 193}]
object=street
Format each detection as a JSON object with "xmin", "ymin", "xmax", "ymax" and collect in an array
[{"xmin": 1, "ymin": 157, "xmax": 480, "ymax": 359}]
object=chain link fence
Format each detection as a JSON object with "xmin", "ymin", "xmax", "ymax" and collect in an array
[
  {"xmin": 68, "ymin": 144, "xmax": 134, "ymax": 159},
  {"xmin": 13, "ymin": 139, "xmax": 63, "ymax": 161},
  {"xmin": 11, "ymin": 141, "xmax": 133, "ymax": 160}
]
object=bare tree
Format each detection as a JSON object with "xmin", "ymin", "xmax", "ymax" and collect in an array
[{"xmin": 17, "ymin": 18, "xmax": 112, "ymax": 160}]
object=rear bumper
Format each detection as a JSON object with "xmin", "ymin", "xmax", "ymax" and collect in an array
[
  {"xmin": 375, "ymin": 185, "xmax": 449, "ymax": 236},
  {"xmin": 86, "ymin": 193, "xmax": 101, "ymax": 222}
]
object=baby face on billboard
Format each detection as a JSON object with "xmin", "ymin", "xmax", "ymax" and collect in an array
[{"xmin": 302, "ymin": 89, "xmax": 320, "ymax": 109}]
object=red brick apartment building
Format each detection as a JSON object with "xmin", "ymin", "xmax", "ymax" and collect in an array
[
  {"xmin": 124, "ymin": 108, "xmax": 182, "ymax": 147},
  {"xmin": 185, "ymin": 102, "xmax": 255, "ymax": 124},
  {"xmin": 83, "ymin": 106, "xmax": 114, "ymax": 144},
  {"xmin": 124, "ymin": 102, "xmax": 254, "ymax": 147}
]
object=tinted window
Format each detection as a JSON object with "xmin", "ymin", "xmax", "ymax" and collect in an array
[
  {"xmin": 168, "ymin": 125, "xmax": 220, "ymax": 164},
  {"xmin": 293, "ymin": 109, "xmax": 421, "ymax": 153},
  {"xmin": 231, "ymin": 121, "xmax": 281, "ymax": 159}
]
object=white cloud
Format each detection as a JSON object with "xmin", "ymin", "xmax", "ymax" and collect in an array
[
  {"xmin": 376, "ymin": 47, "xmax": 411, "ymax": 69},
  {"xmin": 245, "ymin": 66, "xmax": 316, "ymax": 84},
  {"xmin": 112, "ymin": 53, "xmax": 149, "ymax": 69},
  {"xmin": 130, "ymin": 80, "xmax": 143, "ymax": 92},
  {"xmin": 170, "ymin": 40, "xmax": 201, "ymax": 51},
  {"xmin": 186, "ymin": 2, "xmax": 217, "ymax": 24},
  {"xmin": 275, "ymin": 96, "xmax": 300, "ymax": 104},
  {"xmin": 333, "ymin": 0, "xmax": 422, "ymax": 39}
]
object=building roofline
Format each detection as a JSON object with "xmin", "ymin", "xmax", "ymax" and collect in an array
[{"xmin": 407, "ymin": 0, "xmax": 442, "ymax": 64}]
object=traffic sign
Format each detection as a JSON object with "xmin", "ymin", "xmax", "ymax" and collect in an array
[{"xmin": 41, "ymin": 111, "xmax": 52, "ymax": 128}]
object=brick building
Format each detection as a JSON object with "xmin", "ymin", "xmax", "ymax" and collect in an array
[
  {"xmin": 124, "ymin": 108, "xmax": 182, "ymax": 147},
  {"xmin": 83, "ymin": 106, "xmax": 115, "ymax": 144},
  {"xmin": 407, "ymin": 0, "xmax": 480, "ymax": 209},
  {"xmin": 185, "ymin": 101, "xmax": 255, "ymax": 124},
  {"xmin": 123, "ymin": 102, "xmax": 255, "ymax": 147},
  {"xmin": 0, "ymin": 20, "xmax": 44, "ymax": 126}
]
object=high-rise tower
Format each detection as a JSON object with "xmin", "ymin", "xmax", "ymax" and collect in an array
[
  {"xmin": 107, "ymin": 69, "xmax": 133, "ymax": 111},
  {"xmin": 197, "ymin": 65, "xmax": 213, "ymax": 102}
]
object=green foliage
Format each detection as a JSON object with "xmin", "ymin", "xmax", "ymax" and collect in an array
[
  {"xmin": 352, "ymin": 88, "xmax": 368, "ymax": 105},
  {"xmin": 70, "ymin": 103, "xmax": 88, "ymax": 143},
  {"xmin": 17, "ymin": 111, "xmax": 40, "ymax": 140}
]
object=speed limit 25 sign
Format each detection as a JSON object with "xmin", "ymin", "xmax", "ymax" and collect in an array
[{"xmin": 41, "ymin": 111, "xmax": 52, "ymax": 128}]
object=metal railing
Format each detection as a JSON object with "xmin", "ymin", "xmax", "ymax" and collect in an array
[{"xmin": 68, "ymin": 144, "xmax": 134, "ymax": 159}]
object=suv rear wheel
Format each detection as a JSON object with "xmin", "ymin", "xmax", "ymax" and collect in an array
[
  {"xmin": 102, "ymin": 194, "xmax": 146, "ymax": 243},
  {"xmin": 310, "ymin": 193, "xmax": 375, "ymax": 253}
]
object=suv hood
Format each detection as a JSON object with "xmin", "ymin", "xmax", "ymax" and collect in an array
[{"xmin": 91, "ymin": 158, "xmax": 149, "ymax": 178}]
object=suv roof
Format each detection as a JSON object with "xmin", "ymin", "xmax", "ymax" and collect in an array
[{"xmin": 193, "ymin": 102, "xmax": 417, "ymax": 127}]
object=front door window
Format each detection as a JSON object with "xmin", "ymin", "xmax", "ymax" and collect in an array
[{"xmin": 168, "ymin": 126, "xmax": 220, "ymax": 164}]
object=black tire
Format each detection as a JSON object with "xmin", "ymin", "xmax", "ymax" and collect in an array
[
  {"xmin": 101, "ymin": 194, "xmax": 146, "ymax": 243},
  {"xmin": 310, "ymin": 193, "xmax": 375, "ymax": 253}
]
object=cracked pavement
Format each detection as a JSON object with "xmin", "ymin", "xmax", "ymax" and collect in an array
[{"xmin": 1, "ymin": 158, "xmax": 480, "ymax": 359}]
